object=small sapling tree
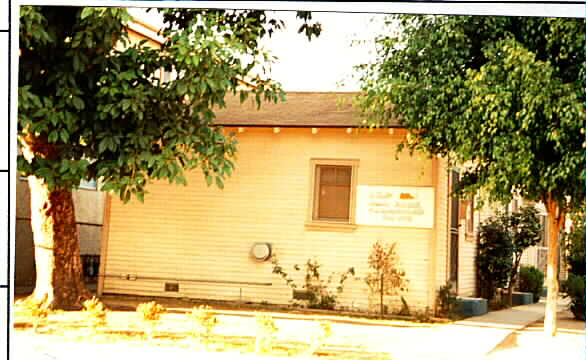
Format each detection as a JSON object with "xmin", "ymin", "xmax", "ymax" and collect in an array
[{"xmin": 365, "ymin": 240, "xmax": 408, "ymax": 317}]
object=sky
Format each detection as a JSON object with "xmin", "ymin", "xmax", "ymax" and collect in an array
[
  {"xmin": 258, "ymin": 11, "xmax": 386, "ymax": 92},
  {"xmin": 128, "ymin": 8, "xmax": 388, "ymax": 92}
]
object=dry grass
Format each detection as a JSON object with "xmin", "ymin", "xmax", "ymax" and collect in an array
[{"xmin": 13, "ymin": 301, "xmax": 392, "ymax": 359}]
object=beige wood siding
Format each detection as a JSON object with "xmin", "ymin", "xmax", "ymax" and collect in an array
[
  {"xmin": 103, "ymin": 128, "xmax": 439, "ymax": 311},
  {"xmin": 433, "ymin": 158, "xmax": 449, "ymax": 293},
  {"xmin": 458, "ymin": 229, "xmax": 477, "ymax": 297}
]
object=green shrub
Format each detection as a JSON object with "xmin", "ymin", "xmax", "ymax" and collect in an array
[
  {"xmin": 476, "ymin": 215, "xmax": 513, "ymax": 301},
  {"xmin": 561, "ymin": 274, "xmax": 585, "ymax": 321},
  {"xmin": 414, "ymin": 307, "xmax": 433, "ymax": 323},
  {"xmin": 476, "ymin": 207, "xmax": 542, "ymax": 307},
  {"xmin": 272, "ymin": 256, "xmax": 355, "ymax": 310},
  {"xmin": 437, "ymin": 283, "xmax": 460, "ymax": 319},
  {"xmin": 518, "ymin": 265, "xmax": 544, "ymax": 303},
  {"xmin": 563, "ymin": 213, "xmax": 585, "ymax": 277}
]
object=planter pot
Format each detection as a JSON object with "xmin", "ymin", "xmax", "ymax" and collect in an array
[
  {"xmin": 512, "ymin": 292, "xmax": 533, "ymax": 306},
  {"xmin": 456, "ymin": 297, "xmax": 488, "ymax": 318}
]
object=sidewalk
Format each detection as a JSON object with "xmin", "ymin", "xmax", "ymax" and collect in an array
[
  {"xmin": 399, "ymin": 298, "xmax": 582, "ymax": 360},
  {"xmin": 370, "ymin": 301, "xmax": 549, "ymax": 360}
]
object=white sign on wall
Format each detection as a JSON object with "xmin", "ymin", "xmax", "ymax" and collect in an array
[{"xmin": 356, "ymin": 186, "xmax": 435, "ymax": 228}]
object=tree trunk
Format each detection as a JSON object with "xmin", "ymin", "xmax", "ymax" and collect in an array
[
  {"xmin": 27, "ymin": 176, "xmax": 90, "ymax": 310},
  {"xmin": 20, "ymin": 134, "xmax": 90, "ymax": 310},
  {"xmin": 506, "ymin": 254, "xmax": 522, "ymax": 308},
  {"xmin": 380, "ymin": 275, "xmax": 384, "ymax": 316},
  {"xmin": 543, "ymin": 197, "xmax": 564, "ymax": 337}
]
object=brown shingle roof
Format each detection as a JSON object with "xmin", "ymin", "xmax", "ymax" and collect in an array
[{"xmin": 213, "ymin": 92, "xmax": 401, "ymax": 128}]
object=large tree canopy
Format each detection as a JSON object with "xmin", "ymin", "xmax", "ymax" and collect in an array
[
  {"xmin": 356, "ymin": 15, "xmax": 584, "ymax": 336},
  {"xmin": 19, "ymin": 7, "xmax": 320, "ymax": 201},
  {"xmin": 18, "ymin": 6, "xmax": 320, "ymax": 309}
]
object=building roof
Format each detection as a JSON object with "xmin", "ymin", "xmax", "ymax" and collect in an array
[
  {"xmin": 127, "ymin": 19, "xmax": 165, "ymax": 45},
  {"xmin": 213, "ymin": 92, "xmax": 401, "ymax": 128}
]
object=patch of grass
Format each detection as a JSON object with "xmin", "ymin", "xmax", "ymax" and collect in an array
[
  {"xmin": 15, "ymin": 298, "xmax": 52, "ymax": 332},
  {"xmin": 255, "ymin": 314, "xmax": 279, "ymax": 354},
  {"xmin": 136, "ymin": 301, "xmax": 166, "ymax": 321},
  {"xmin": 307, "ymin": 321, "xmax": 333, "ymax": 355},
  {"xmin": 136, "ymin": 301, "xmax": 166, "ymax": 339},
  {"xmin": 188, "ymin": 305, "xmax": 219, "ymax": 346},
  {"xmin": 83, "ymin": 297, "xmax": 108, "ymax": 327},
  {"xmin": 13, "ymin": 299, "xmax": 397, "ymax": 359}
]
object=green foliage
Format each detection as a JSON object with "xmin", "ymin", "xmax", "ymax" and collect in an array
[
  {"xmin": 518, "ymin": 265, "xmax": 544, "ymax": 303},
  {"xmin": 136, "ymin": 301, "xmax": 166, "ymax": 322},
  {"xmin": 476, "ymin": 214, "xmax": 514, "ymax": 300},
  {"xmin": 18, "ymin": 7, "xmax": 321, "ymax": 202},
  {"xmin": 560, "ymin": 212, "xmax": 585, "ymax": 321},
  {"xmin": 509, "ymin": 207, "xmax": 543, "ymax": 253},
  {"xmin": 506, "ymin": 206, "xmax": 542, "ymax": 302},
  {"xmin": 561, "ymin": 274, "xmax": 585, "ymax": 321},
  {"xmin": 271, "ymin": 256, "xmax": 355, "ymax": 310},
  {"xmin": 365, "ymin": 240, "xmax": 408, "ymax": 316},
  {"xmin": 488, "ymin": 295, "xmax": 509, "ymax": 312},
  {"xmin": 476, "ymin": 206, "xmax": 542, "ymax": 303},
  {"xmin": 563, "ymin": 212, "xmax": 585, "ymax": 277},
  {"xmin": 82, "ymin": 297, "xmax": 108, "ymax": 327},
  {"xmin": 255, "ymin": 314, "xmax": 279, "ymax": 354},
  {"xmin": 355, "ymin": 14, "xmax": 584, "ymax": 221},
  {"xmin": 413, "ymin": 308, "xmax": 433, "ymax": 323},
  {"xmin": 189, "ymin": 305, "xmax": 219, "ymax": 345},
  {"xmin": 436, "ymin": 283, "xmax": 460, "ymax": 319}
]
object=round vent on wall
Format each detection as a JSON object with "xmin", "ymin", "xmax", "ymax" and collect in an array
[{"xmin": 250, "ymin": 242, "xmax": 272, "ymax": 262}]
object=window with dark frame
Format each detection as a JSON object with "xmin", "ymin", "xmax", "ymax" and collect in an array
[{"xmin": 313, "ymin": 165, "xmax": 352, "ymax": 222}]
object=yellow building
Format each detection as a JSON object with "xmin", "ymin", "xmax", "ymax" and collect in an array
[{"xmin": 98, "ymin": 92, "xmax": 479, "ymax": 313}]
